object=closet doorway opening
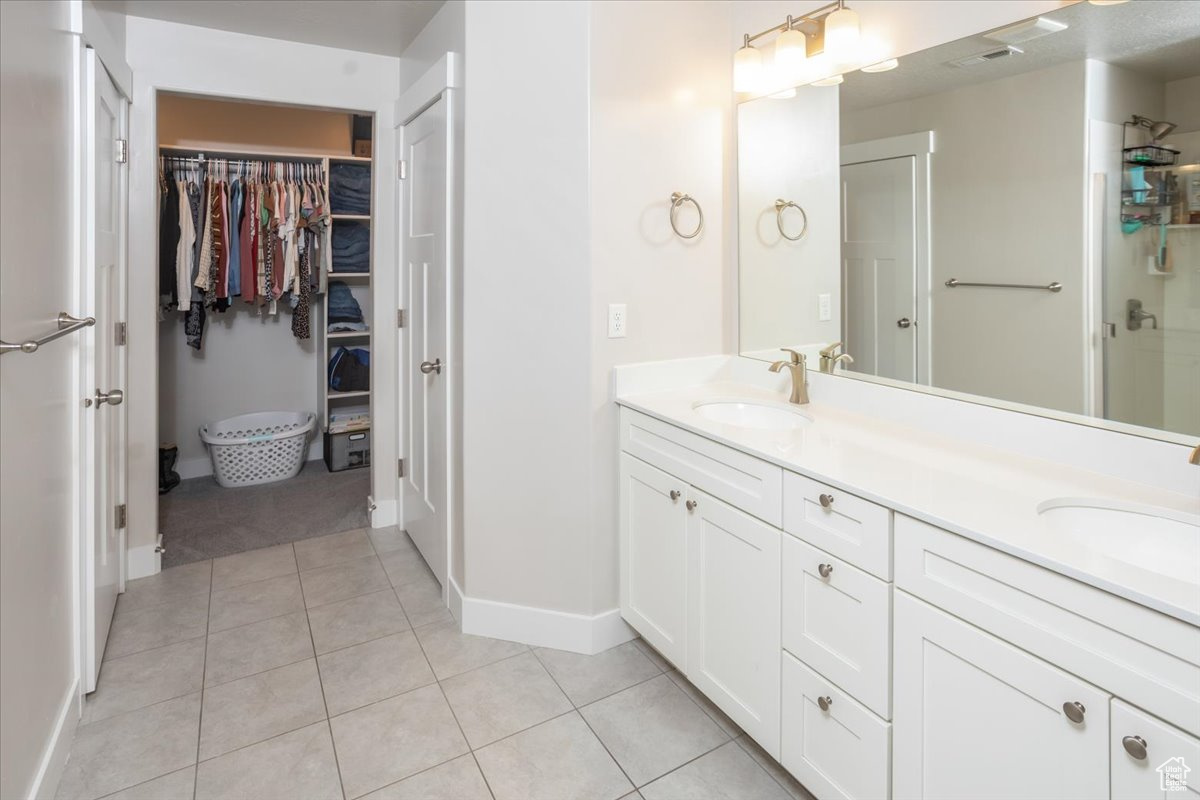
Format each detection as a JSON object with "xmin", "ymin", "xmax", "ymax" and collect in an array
[{"xmin": 155, "ymin": 93, "xmax": 377, "ymax": 566}]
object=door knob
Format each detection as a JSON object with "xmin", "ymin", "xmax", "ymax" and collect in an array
[
  {"xmin": 686, "ymin": 499, "xmax": 698, "ymax": 512},
  {"xmin": 897, "ymin": 317, "xmax": 912, "ymax": 329},
  {"xmin": 94, "ymin": 388, "xmax": 124, "ymax": 407},
  {"xmin": 818, "ymin": 493, "xmax": 835, "ymax": 509},
  {"xmin": 817, "ymin": 695, "xmax": 833, "ymax": 711},
  {"xmin": 1122, "ymin": 735, "xmax": 1148, "ymax": 760},
  {"xmin": 818, "ymin": 563, "xmax": 834, "ymax": 578},
  {"xmin": 420, "ymin": 359, "xmax": 442, "ymax": 375},
  {"xmin": 669, "ymin": 490, "xmax": 681, "ymax": 502},
  {"xmin": 1063, "ymin": 701, "xmax": 1086, "ymax": 724}
]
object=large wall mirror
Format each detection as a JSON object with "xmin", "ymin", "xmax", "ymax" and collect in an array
[{"xmin": 738, "ymin": 1, "xmax": 1200, "ymax": 441}]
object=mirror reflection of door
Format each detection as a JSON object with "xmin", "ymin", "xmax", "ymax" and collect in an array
[{"xmin": 841, "ymin": 156, "xmax": 917, "ymax": 383}]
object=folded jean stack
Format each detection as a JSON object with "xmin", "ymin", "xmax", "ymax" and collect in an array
[
  {"xmin": 330, "ymin": 163, "xmax": 371, "ymax": 215},
  {"xmin": 332, "ymin": 222, "xmax": 370, "ymax": 273}
]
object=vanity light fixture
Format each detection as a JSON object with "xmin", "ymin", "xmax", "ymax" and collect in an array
[
  {"xmin": 861, "ymin": 58, "xmax": 899, "ymax": 73},
  {"xmin": 734, "ymin": 34, "xmax": 765, "ymax": 93},
  {"xmin": 774, "ymin": 18, "xmax": 809, "ymax": 81},
  {"xmin": 823, "ymin": 1, "xmax": 862, "ymax": 67},
  {"xmin": 812, "ymin": 74, "xmax": 844, "ymax": 86}
]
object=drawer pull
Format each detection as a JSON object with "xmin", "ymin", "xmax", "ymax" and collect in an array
[
  {"xmin": 686, "ymin": 499, "xmax": 698, "ymax": 512},
  {"xmin": 817, "ymin": 695, "xmax": 833, "ymax": 712},
  {"xmin": 1122, "ymin": 735, "xmax": 1148, "ymax": 761},
  {"xmin": 818, "ymin": 493, "xmax": 835, "ymax": 509},
  {"xmin": 1063, "ymin": 701, "xmax": 1086, "ymax": 724},
  {"xmin": 669, "ymin": 490, "xmax": 681, "ymax": 502},
  {"xmin": 817, "ymin": 563, "xmax": 834, "ymax": 579}
]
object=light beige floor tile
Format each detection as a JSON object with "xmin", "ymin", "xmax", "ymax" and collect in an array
[
  {"xmin": 330, "ymin": 683, "xmax": 469, "ymax": 799},
  {"xmin": 83, "ymin": 638, "xmax": 205, "ymax": 725},
  {"xmin": 56, "ymin": 693, "xmax": 200, "ymax": 800},
  {"xmin": 641, "ymin": 740, "xmax": 792, "ymax": 800},
  {"xmin": 666, "ymin": 670, "xmax": 743, "ymax": 737},
  {"xmin": 118, "ymin": 561, "xmax": 211, "ymax": 612},
  {"xmin": 318, "ymin": 631, "xmax": 435, "ymax": 716},
  {"xmin": 207, "ymin": 572, "xmax": 304, "ymax": 633},
  {"xmin": 379, "ymin": 546, "xmax": 435, "ymax": 589},
  {"xmin": 394, "ymin": 572, "xmax": 454, "ymax": 628},
  {"xmin": 414, "ymin": 620, "xmax": 528, "ymax": 680},
  {"xmin": 198, "ymin": 659, "xmax": 326, "ymax": 760},
  {"xmin": 295, "ymin": 528, "xmax": 375, "ymax": 571},
  {"xmin": 442, "ymin": 652, "xmax": 572, "ymax": 748},
  {"xmin": 620, "ymin": 793, "xmax": 645, "ymax": 800},
  {"xmin": 359, "ymin": 754, "xmax": 491, "ymax": 800},
  {"xmin": 211, "ymin": 543, "xmax": 296, "ymax": 591},
  {"xmin": 204, "ymin": 611, "xmax": 313, "ymax": 687},
  {"xmin": 96, "ymin": 766, "xmax": 195, "ymax": 800},
  {"xmin": 368, "ymin": 526, "xmax": 417, "ymax": 555},
  {"xmin": 580, "ymin": 674, "xmax": 729, "ymax": 787},
  {"xmin": 630, "ymin": 638, "xmax": 672, "ymax": 673},
  {"xmin": 105, "ymin": 596, "xmax": 209, "ymax": 661},
  {"xmin": 474, "ymin": 712, "xmax": 632, "ymax": 800},
  {"xmin": 735, "ymin": 736, "xmax": 817, "ymax": 800},
  {"xmin": 195, "ymin": 721, "xmax": 342, "ymax": 800},
  {"xmin": 307, "ymin": 588, "xmax": 410, "ymax": 654},
  {"xmin": 300, "ymin": 555, "xmax": 390, "ymax": 608},
  {"xmin": 534, "ymin": 641, "xmax": 660, "ymax": 707}
]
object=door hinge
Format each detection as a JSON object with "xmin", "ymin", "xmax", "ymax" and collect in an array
[
  {"xmin": 115, "ymin": 321, "xmax": 127, "ymax": 346},
  {"xmin": 398, "ymin": 458, "xmax": 405, "ymax": 478},
  {"xmin": 398, "ymin": 159, "xmax": 407, "ymax": 180},
  {"xmin": 397, "ymin": 309, "xmax": 405, "ymax": 328},
  {"xmin": 114, "ymin": 504, "xmax": 127, "ymax": 529},
  {"xmin": 115, "ymin": 138, "xmax": 128, "ymax": 164}
]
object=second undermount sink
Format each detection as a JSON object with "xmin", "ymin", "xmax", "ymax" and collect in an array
[
  {"xmin": 692, "ymin": 400, "xmax": 812, "ymax": 431},
  {"xmin": 1037, "ymin": 497, "xmax": 1200, "ymax": 584}
]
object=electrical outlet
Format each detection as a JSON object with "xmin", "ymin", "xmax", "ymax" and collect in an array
[
  {"xmin": 608, "ymin": 304, "xmax": 627, "ymax": 338},
  {"xmin": 818, "ymin": 293, "xmax": 832, "ymax": 321}
]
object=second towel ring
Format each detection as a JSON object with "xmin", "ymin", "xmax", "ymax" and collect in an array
[
  {"xmin": 670, "ymin": 192, "xmax": 704, "ymax": 239},
  {"xmin": 775, "ymin": 199, "xmax": 808, "ymax": 241}
]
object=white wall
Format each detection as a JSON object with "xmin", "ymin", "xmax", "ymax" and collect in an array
[
  {"xmin": 841, "ymin": 61, "xmax": 1089, "ymax": 413},
  {"xmin": 1, "ymin": 3, "xmax": 83, "ymax": 796},
  {"xmin": 125, "ymin": 18, "xmax": 400, "ymax": 566},
  {"xmin": 1166, "ymin": 75, "xmax": 1200, "ymax": 136}
]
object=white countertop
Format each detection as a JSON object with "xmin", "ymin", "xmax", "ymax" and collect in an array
[{"xmin": 617, "ymin": 381, "xmax": 1200, "ymax": 626}]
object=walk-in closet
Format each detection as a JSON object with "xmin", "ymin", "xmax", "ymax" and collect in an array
[{"xmin": 156, "ymin": 94, "xmax": 376, "ymax": 566}]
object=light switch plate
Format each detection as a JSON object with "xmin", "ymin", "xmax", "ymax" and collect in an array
[
  {"xmin": 608, "ymin": 304, "xmax": 627, "ymax": 338},
  {"xmin": 818, "ymin": 293, "xmax": 832, "ymax": 321}
]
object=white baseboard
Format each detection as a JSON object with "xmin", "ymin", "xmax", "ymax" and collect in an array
[
  {"xmin": 127, "ymin": 540, "xmax": 161, "ymax": 581},
  {"xmin": 369, "ymin": 497, "xmax": 398, "ymax": 528},
  {"xmin": 28, "ymin": 678, "xmax": 79, "ymax": 800},
  {"xmin": 448, "ymin": 575, "xmax": 465, "ymax": 624},
  {"xmin": 458, "ymin": 590, "xmax": 635, "ymax": 655}
]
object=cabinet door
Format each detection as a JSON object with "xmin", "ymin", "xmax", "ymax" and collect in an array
[
  {"xmin": 893, "ymin": 592, "xmax": 1110, "ymax": 800},
  {"xmin": 686, "ymin": 487, "xmax": 781, "ymax": 757},
  {"xmin": 620, "ymin": 453, "xmax": 688, "ymax": 669},
  {"xmin": 1111, "ymin": 699, "xmax": 1200, "ymax": 800}
]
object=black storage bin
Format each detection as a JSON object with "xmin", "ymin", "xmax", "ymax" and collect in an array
[{"xmin": 325, "ymin": 428, "xmax": 370, "ymax": 472}]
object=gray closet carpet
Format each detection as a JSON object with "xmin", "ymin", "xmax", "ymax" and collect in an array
[{"xmin": 158, "ymin": 460, "xmax": 371, "ymax": 568}]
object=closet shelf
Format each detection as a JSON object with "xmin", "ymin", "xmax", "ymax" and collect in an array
[
  {"xmin": 332, "ymin": 214, "xmax": 371, "ymax": 221},
  {"xmin": 329, "ymin": 155, "xmax": 372, "ymax": 163},
  {"xmin": 328, "ymin": 272, "xmax": 371, "ymax": 279},
  {"xmin": 328, "ymin": 390, "xmax": 370, "ymax": 400},
  {"xmin": 328, "ymin": 330, "xmax": 371, "ymax": 339}
]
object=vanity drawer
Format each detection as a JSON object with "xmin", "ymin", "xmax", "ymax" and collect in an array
[
  {"xmin": 1111, "ymin": 699, "xmax": 1200, "ymax": 800},
  {"xmin": 895, "ymin": 514, "xmax": 1200, "ymax": 736},
  {"xmin": 782, "ymin": 536, "xmax": 891, "ymax": 718},
  {"xmin": 783, "ymin": 471, "xmax": 892, "ymax": 580},
  {"xmin": 782, "ymin": 650, "xmax": 890, "ymax": 800},
  {"xmin": 620, "ymin": 408, "xmax": 783, "ymax": 526}
]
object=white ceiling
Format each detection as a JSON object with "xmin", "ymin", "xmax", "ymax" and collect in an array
[
  {"xmin": 96, "ymin": 0, "xmax": 445, "ymax": 57},
  {"xmin": 842, "ymin": 1, "xmax": 1200, "ymax": 112}
]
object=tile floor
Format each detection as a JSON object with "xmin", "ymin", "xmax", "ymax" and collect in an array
[{"xmin": 58, "ymin": 527, "xmax": 815, "ymax": 800}]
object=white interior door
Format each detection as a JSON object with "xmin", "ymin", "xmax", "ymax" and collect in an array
[
  {"xmin": 83, "ymin": 50, "xmax": 127, "ymax": 691},
  {"xmin": 400, "ymin": 96, "xmax": 449, "ymax": 588},
  {"xmin": 842, "ymin": 157, "xmax": 917, "ymax": 383}
]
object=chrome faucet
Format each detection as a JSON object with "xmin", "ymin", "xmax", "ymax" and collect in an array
[
  {"xmin": 769, "ymin": 348, "xmax": 810, "ymax": 405},
  {"xmin": 819, "ymin": 341, "xmax": 855, "ymax": 374}
]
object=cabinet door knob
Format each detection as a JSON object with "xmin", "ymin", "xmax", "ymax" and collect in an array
[
  {"xmin": 1063, "ymin": 701, "xmax": 1086, "ymax": 724},
  {"xmin": 818, "ymin": 563, "xmax": 834, "ymax": 578},
  {"xmin": 1122, "ymin": 735, "xmax": 1148, "ymax": 761},
  {"xmin": 685, "ymin": 499, "xmax": 698, "ymax": 512},
  {"xmin": 817, "ymin": 695, "xmax": 833, "ymax": 712},
  {"xmin": 818, "ymin": 493, "xmax": 835, "ymax": 509},
  {"xmin": 669, "ymin": 490, "xmax": 681, "ymax": 502}
]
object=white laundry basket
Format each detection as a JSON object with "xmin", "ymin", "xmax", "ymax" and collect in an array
[{"xmin": 200, "ymin": 411, "xmax": 317, "ymax": 488}]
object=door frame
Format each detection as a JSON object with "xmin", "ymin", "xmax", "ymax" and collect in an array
[
  {"xmin": 394, "ymin": 53, "xmax": 462, "ymax": 606},
  {"xmin": 840, "ymin": 131, "xmax": 933, "ymax": 386}
]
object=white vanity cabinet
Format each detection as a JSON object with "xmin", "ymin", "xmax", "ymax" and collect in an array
[{"xmin": 1110, "ymin": 700, "xmax": 1200, "ymax": 800}]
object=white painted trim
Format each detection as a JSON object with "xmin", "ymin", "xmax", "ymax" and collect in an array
[
  {"xmin": 840, "ymin": 130, "xmax": 935, "ymax": 163},
  {"xmin": 370, "ymin": 497, "xmax": 398, "ymax": 528},
  {"xmin": 73, "ymin": 2, "xmax": 133, "ymax": 100},
  {"xmin": 126, "ymin": 541, "xmax": 161, "ymax": 581},
  {"xmin": 26, "ymin": 678, "xmax": 79, "ymax": 800},
  {"xmin": 448, "ymin": 575, "xmax": 465, "ymax": 624},
  {"xmin": 395, "ymin": 52, "xmax": 462, "ymax": 125},
  {"xmin": 459, "ymin": 593, "xmax": 637, "ymax": 655}
]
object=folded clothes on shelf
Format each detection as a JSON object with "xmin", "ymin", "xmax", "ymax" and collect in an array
[
  {"xmin": 327, "ymin": 281, "xmax": 364, "ymax": 323},
  {"xmin": 330, "ymin": 163, "xmax": 371, "ymax": 215},
  {"xmin": 328, "ymin": 347, "xmax": 370, "ymax": 392},
  {"xmin": 332, "ymin": 222, "xmax": 371, "ymax": 272},
  {"xmin": 329, "ymin": 321, "xmax": 369, "ymax": 333}
]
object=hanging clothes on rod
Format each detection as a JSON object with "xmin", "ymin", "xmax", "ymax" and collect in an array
[{"xmin": 158, "ymin": 153, "xmax": 331, "ymax": 350}]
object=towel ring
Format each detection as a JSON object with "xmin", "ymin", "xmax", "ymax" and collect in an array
[
  {"xmin": 775, "ymin": 199, "xmax": 808, "ymax": 241},
  {"xmin": 669, "ymin": 192, "xmax": 704, "ymax": 239}
]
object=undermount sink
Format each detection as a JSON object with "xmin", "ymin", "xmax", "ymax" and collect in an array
[
  {"xmin": 692, "ymin": 400, "xmax": 812, "ymax": 431},
  {"xmin": 1037, "ymin": 497, "xmax": 1200, "ymax": 584}
]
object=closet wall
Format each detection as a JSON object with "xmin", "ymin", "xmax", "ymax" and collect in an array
[{"xmin": 157, "ymin": 95, "xmax": 354, "ymax": 478}]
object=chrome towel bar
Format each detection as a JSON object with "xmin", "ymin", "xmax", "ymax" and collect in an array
[
  {"xmin": 945, "ymin": 278, "xmax": 1062, "ymax": 293},
  {"xmin": 775, "ymin": 199, "xmax": 808, "ymax": 241},
  {"xmin": 0, "ymin": 312, "xmax": 95, "ymax": 355}
]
